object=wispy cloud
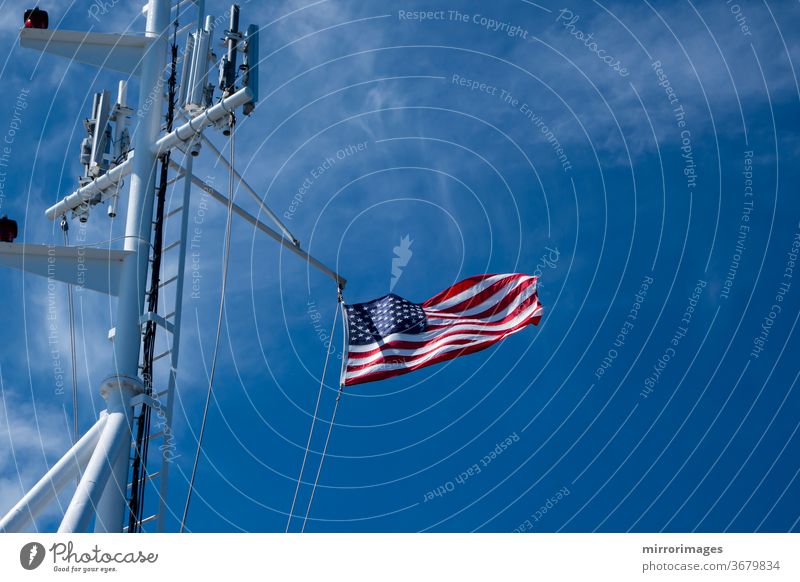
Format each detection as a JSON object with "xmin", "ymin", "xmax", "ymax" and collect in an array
[{"xmin": 0, "ymin": 381, "xmax": 74, "ymax": 530}]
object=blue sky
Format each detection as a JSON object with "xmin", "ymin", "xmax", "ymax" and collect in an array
[{"xmin": 0, "ymin": 0, "xmax": 799, "ymax": 532}]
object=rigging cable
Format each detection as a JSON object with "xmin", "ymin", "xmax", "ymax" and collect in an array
[
  {"xmin": 300, "ymin": 296, "xmax": 349, "ymax": 533},
  {"xmin": 60, "ymin": 216, "xmax": 79, "ymax": 443},
  {"xmin": 179, "ymin": 111, "xmax": 237, "ymax": 533},
  {"xmin": 285, "ymin": 289, "xmax": 343, "ymax": 532}
]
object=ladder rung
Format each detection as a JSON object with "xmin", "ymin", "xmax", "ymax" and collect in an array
[
  {"xmin": 141, "ymin": 311, "xmax": 175, "ymax": 334},
  {"xmin": 156, "ymin": 389, "xmax": 169, "ymax": 398},
  {"xmin": 148, "ymin": 431, "xmax": 165, "ymax": 441},
  {"xmin": 127, "ymin": 471, "xmax": 160, "ymax": 489},
  {"xmin": 166, "ymin": 206, "xmax": 183, "ymax": 218},
  {"xmin": 153, "ymin": 349, "xmax": 171, "ymax": 362},
  {"xmin": 122, "ymin": 514, "xmax": 158, "ymax": 532},
  {"xmin": 159, "ymin": 275, "xmax": 178, "ymax": 288},
  {"xmin": 163, "ymin": 240, "xmax": 181, "ymax": 253},
  {"xmin": 165, "ymin": 311, "xmax": 176, "ymax": 320}
]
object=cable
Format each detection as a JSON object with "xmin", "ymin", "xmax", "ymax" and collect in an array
[
  {"xmin": 300, "ymin": 383, "xmax": 345, "ymax": 533},
  {"xmin": 300, "ymin": 295, "xmax": 348, "ymax": 533},
  {"xmin": 297, "ymin": 295, "xmax": 350, "ymax": 531},
  {"xmin": 60, "ymin": 216, "xmax": 79, "ymax": 444},
  {"xmin": 180, "ymin": 112, "xmax": 237, "ymax": 533},
  {"xmin": 285, "ymin": 291, "xmax": 342, "ymax": 532}
]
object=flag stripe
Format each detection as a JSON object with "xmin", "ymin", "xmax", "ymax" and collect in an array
[
  {"xmin": 348, "ymin": 296, "xmax": 542, "ymax": 358},
  {"xmin": 345, "ymin": 303, "xmax": 542, "ymax": 369},
  {"xmin": 343, "ymin": 273, "xmax": 542, "ymax": 386},
  {"xmin": 422, "ymin": 274, "xmax": 513, "ymax": 310},
  {"xmin": 424, "ymin": 274, "xmax": 530, "ymax": 314},
  {"xmin": 426, "ymin": 277, "xmax": 537, "ymax": 321},
  {"xmin": 345, "ymin": 283, "xmax": 540, "ymax": 353},
  {"xmin": 344, "ymin": 310, "xmax": 539, "ymax": 384}
]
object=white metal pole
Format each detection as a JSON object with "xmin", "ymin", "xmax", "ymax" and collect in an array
[
  {"xmin": 58, "ymin": 409, "xmax": 130, "ymax": 533},
  {"xmin": 45, "ymin": 153, "xmax": 134, "ymax": 219},
  {"xmin": 168, "ymin": 160, "xmax": 347, "ymax": 287},
  {"xmin": 92, "ymin": 377, "xmax": 143, "ymax": 532},
  {"xmin": 0, "ymin": 415, "xmax": 108, "ymax": 533},
  {"xmin": 154, "ymin": 86, "xmax": 252, "ymax": 155},
  {"xmin": 93, "ymin": 0, "xmax": 170, "ymax": 533},
  {"xmin": 191, "ymin": 129, "xmax": 299, "ymax": 245}
]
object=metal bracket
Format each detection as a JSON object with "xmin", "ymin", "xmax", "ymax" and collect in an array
[
  {"xmin": 140, "ymin": 311, "xmax": 175, "ymax": 334},
  {"xmin": 130, "ymin": 393, "xmax": 161, "ymax": 409}
]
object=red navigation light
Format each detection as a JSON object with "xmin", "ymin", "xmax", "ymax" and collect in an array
[
  {"xmin": 0, "ymin": 215, "xmax": 18, "ymax": 243},
  {"xmin": 24, "ymin": 8, "xmax": 49, "ymax": 29}
]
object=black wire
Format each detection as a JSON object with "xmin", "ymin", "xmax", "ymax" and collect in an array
[
  {"xmin": 60, "ymin": 216, "xmax": 79, "ymax": 444},
  {"xmin": 127, "ymin": 19, "xmax": 180, "ymax": 534}
]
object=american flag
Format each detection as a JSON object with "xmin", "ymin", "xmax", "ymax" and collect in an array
[{"xmin": 343, "ymin": 273, "xmax": 542, "ymax": 386}]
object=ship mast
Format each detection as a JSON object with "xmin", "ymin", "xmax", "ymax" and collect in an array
[{"xmin": 0, "ymin": 0, "xmax": 344, "ymax": 533}]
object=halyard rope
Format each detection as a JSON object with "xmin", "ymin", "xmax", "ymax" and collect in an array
[
  {"xmin": 285, "ymin": 290, "xmax": 343, "ymax": 532},
  {"xmin": 180, "ymin": 112, "xmax": 237, "ymax": 533}
]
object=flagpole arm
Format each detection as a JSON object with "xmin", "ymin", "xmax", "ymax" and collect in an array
[
  {"xmin": 177, "ymin": 116, "xmax": 299, "ymax": 246},
  {"xmin": 169, "ymin": 160, "xmax": 346, "ymax": 288}
]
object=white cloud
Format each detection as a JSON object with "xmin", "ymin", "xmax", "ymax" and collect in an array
[{"xmin": 0, "ymin": 382, "xmax": 75, "ymax": 531}]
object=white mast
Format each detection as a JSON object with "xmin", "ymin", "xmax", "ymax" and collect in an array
[{"xmin": 88, "ymin": 0, "xmax": 169, "ymax": 533}]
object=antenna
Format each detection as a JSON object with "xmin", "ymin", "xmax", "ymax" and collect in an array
[
  {"xmin": 218, "ymin": 3, "xmax": 240, "ymax": 93},
  {"xmin": 107, "ymin": 81, "xmax": 133, "ymax": 218},
  {"xmin": 241, "ymin": 24, "xmax": 259, "ymax": 116},
  {"xmin": 0, "ymin": 0, "xmax": 343, "ymax": 534},
  {"xmin": 88, "ymin": 90, "xmax": 111, "ymax": 178},
  {"xmin": 185, "ymin": 15, "xmax": 214, "ymax": 114}
]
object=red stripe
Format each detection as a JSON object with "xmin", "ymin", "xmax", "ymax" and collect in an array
[
  {"xmin": 346, "ymin": 338, "xmax": 480, "ymax": 372},
  {"xmin": 421, "ymin": 273, "xmax": 502, "ymax": 309},
  {"xmin": 345, "ymin": 305, "xmax": 541, "ymax": 373},
  {"xmin": 344, "ymin": 318, "xmax": 535, "ymax": 386},
  {"xmin": 351, "ymin": 294, "xmax": 540, "ymax": 356},
  {"xmin": 348, "ymin": 295, "xmax": 541, "ymax": 359},
  {"xmin": 426, "ymin": 280, "xmax": 538, "ymax": 322},
  {"xmin": 346, "ymin": 341, "xmax": 495, "ymax": 385},
  {"xmin": 425, "ymin": 274, "xmax": 530, "ymax": 315},
  {"xmin": 343, "ymin": 272, "xmax": 544, "ymax": 386}
]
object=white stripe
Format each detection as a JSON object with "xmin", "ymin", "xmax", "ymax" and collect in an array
[
  {"xmin": 348, "ymin": 287, "xmax": 540, "ymax": 353},
  {"xmin": 347, "ymin": 304, "xmax": 542, "ymax": 367},
  {"xmin": 425, "ymin": 276, "xmax": 536, "ymax": 319},
  {"xmin": 424, "ymin": 274, "xmax": 512, "ymax": 310},
  {"xmin": 345, "ymin": 311, "xmax": 539, "ymax": 381},
  {"xmin": 347, "ymin": 336, "xmax": 498, "ymax": 381},
  {"xmin": 350, "ymin": 302, "xmax": 541, "ymax": 361}
]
